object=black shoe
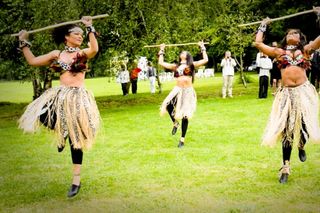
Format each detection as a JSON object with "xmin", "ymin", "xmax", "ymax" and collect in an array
[
  {"xmin": 171, "ymin": 122, "xmax": 179, "ymax": 135},
  {"xmin": 279, "ymin": 173, "xmax": 289, "ymax": 184},
  {"xmin": 67, "ymin": 183, "xmax": 81, "ymax": 198},
  {"xmin": 299, "ymin": 149, "xmax": 306, "ymax": 162},
  {"xmin": 58, "ymin": 146, "xmax": 65, "ymax": 152},
  {"xmin": 177, "ymin": 141, "xmax": 184, "ymax": 148},
  {"xmin": 279, "ymin": 162, "xmax": 290, "ymax": 184}
]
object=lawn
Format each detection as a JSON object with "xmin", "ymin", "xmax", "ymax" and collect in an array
[{"xmin": 0, "ymin": 73, "xmax": 320, "ymax": 213}]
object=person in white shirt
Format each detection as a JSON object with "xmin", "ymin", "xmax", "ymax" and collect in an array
[
  {"xmin": 147, "ymin": 61, "xmax": 157, "ymax": 94},
  {"xmin": 256, "ymin": 51, "xmax": 273, "ymax": 98},
  {"xmin": 117, "ymin": 64, "xmax": 130, "ymax": 96},
  {"xmin": 220, "ymin": 51, "xmax": 237, "ymax": 98}
]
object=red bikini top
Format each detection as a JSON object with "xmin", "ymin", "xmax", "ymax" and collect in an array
[
  {"xmin": 277, "ymin": 49, "xmax": 311, "ymax": 70},
  {"xmin": 173, "ymin": 64, "xmax": 193, "ymax": 77},
  {"xmin": 50, "ymin": 52, "xmax": 88, "ymax": 74}
]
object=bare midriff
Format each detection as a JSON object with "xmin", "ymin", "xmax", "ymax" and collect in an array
[
  {"xmin": 59, "ymin": 71, "xmax": 85, "ymax": 87},
  {"xmin": 176, "ymin": 75, "xmax": 192, "ymax": 88},
  {"xmin": 281, "ymin": 66, "xmax": 307, "ymax": 87}
]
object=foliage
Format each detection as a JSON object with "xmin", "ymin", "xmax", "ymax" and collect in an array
[{"xmin": 0, "ymin": 0, "xmax": 318, "ymax": 82}]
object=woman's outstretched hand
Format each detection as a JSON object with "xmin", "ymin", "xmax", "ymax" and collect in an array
[
  {"xmin": 81, "ymin": 16, "xmax": 93, "ymax": 27},
  {"xmin": 18, "ymin": 30, "xmax": 29, "ymax": 41}
]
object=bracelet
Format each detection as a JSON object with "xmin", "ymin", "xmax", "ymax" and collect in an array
[
  {"xmin": 257, "ymin": 23, "xmax": 267, "ymax": 33},
  {"xmin": 201, "ymin": 47, "xmax": 206, "ymax": 53},
  {"xmin": 86, "ymin": 25, "xmax": 96, "ymax": 36},
  {"xmin": 18, "ymin": 40, "xmax": 32, "ymax": 50},
  {"xmin": 158, "ymin": 49, "xmax": 165, "ymax": 56}
]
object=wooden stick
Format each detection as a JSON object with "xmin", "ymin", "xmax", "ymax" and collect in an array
[
  {"xmin": 144, "ymin": 42, "xmax": 209, "ymax": 48},
  {"xmin": 11, "ymin": 14, "xmax": 109, "ymax": 37},
  {"xmin": 238, "ymin": 9, "xmax": 314, "ymax": 27}
]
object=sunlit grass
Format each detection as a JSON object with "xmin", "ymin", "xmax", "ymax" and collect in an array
[{"xmin": 0, "ymin": 73, "xmax": 320, "ymax": 212}]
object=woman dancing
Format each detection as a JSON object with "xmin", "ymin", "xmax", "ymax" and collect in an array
[
  {"xmin": 158, "ymin": 42, "xmax": 208, "ymax": 148},
  {"xmin": 254, "ymin": 8, "xmax": 320, "ymax": 183},
  {"xmin": 18, "ymin": 16, "xmax": 100, "ymax": 197}
]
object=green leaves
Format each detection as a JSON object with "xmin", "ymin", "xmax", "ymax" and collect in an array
[{"xmin": 0, "ymin": 0, "xmax": 317, "ymax": 80}]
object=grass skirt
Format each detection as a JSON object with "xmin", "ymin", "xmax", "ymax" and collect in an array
[
  {"xmin": 18, "ymin": 85, "xmax": 100, "ymax": 149},
  {"xmin": 262, "ymin": 81, "xmax": 320, "ymax": 147},
  {"xmin": 160, "ymin": 86, "xmax": 197, "ymax": 119}
]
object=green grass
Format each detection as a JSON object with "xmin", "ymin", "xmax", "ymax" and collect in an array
[{"xmin": 1, "ymin": 73, "xmax": 320, "ymax": 212}]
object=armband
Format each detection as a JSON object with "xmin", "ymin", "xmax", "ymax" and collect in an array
[
  {"xmin": 86, "ymin": 25, "xmax": 96, "ymax": 36},
  {"xmin": 257, "ymin": 23, "xmax": 267, "ymax": 33},
  {"xmin": 19, "ymin": 40, "xmax": 31, "ymax": 50}
]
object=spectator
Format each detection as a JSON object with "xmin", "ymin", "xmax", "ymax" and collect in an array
[
  {"xmin": 117, "ymin": 64, "xmax": 130, "ymax": 96},
  {"xmin": 256, "ymin": 51, "xmax": 273, "ymax": 98},
  {"xmin": 147, "ymin": 61, "xmax": 157, "ymax": 94},
  {"xmin": 310, "ymin": 49, "xmax": 320, "ymax": 91},
  {"xmin": 220, "ymin": 51, "xmax": 237, "ymax": 98},
  {"xmin": 270, "ymin": 41, "xmax": 282, "ymax": 95},
  {"xmin": 130, "ymin": 63, "xmax": 141, "ymax": 94}
]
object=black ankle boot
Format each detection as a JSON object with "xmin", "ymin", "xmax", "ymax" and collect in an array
[
  {"xmin": 172, "ymin": 122, "xmax": 179, "ymax": 135},
  {"xmin": 298, "ymin": 149, "xmax": 306, "ymax": 162},
  {"xmin": 279, "ymin": 161, "xmax": 290, "ymax": 184},
  {"xmin": 58, "ymin": 145, "xmax": 65, "ymax": 152},
  {"xmin": 177, "ymin": 141, "xmax": 184, "ymax": 148},
  {"xmin": 67, "ymin": 183, "xmax": 81, "ymax": 197},
  {"xmin": 279, "ymin": 173, "xmax": 289, "ymax": 184}
]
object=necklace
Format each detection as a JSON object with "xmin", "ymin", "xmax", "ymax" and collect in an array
[
  {"xmin": 64, "ymin": 46, "xmax": 80, "ymax": 53},
  {"xmin": 286, "ymin": 45, "xmax": 297, "ymax": 50}
]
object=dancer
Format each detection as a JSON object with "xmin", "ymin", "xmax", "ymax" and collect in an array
[
  {"xmin": 158, "ymin": 41, "xmax": 208, "ymax": 148},
  {"xmin": 18, "ymin": 16, "xmax": 100, "ymax": 197},
  {"xmin": 254, "ymin": 8, "xmax": 320, "ymax": 183}
]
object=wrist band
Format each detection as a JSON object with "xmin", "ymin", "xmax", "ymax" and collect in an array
[
  {"xmin": 18, "ymin": 40, "xmax": 31, "ymax": 50},
  {"xmin": 257, "ymin": 23, "xmax": 267, "ymax": 33},
  {"xmin": 158, "ymin": 50, "xmax": 165, "ymax": 56},
  {"xmin": 86, "ymin": 25, "xmax": 96, "ymax": 36},
  {"xmin": 201, "ymin": 47, "xmax": 206, "ymax": 52}
]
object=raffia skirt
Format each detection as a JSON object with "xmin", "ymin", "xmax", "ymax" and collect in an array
[
  {"xmin": 18, "ymin": 85, "xmax": 101, "ymax": 150},
  {"xmin": 262, "ymin": 81, "xmax": 320, "ymax": 147},
  {"xmin": 160, "ymin": 86, "xmax": 197, "ymax": 119}
]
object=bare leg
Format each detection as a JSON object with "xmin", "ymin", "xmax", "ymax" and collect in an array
[{"xmin": 72, "ymin": 164, "xmax": 81, "ymax": 185}]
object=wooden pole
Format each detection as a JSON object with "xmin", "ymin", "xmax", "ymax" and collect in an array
[
  {"xmin": 11, "ymin": 14, "xmax": 109, "ymax": 37},
  {"xmin": 238, "ymin": 9, "xmax": 314, "ymax": 27},
  {"xmin": 144, "ymin": 42, "xmax": 209, "ymax": 48}
]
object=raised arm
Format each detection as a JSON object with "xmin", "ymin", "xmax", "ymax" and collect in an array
[
  {"xmin": 18, "ymin": 30, "xmax": 59, "ymax": 67},
  {"xmin": 254, "ymin": 18, "xmax": 282, "ymax": 58},
  {"xmin": 81, "ymin": 16, "xmax": 99, "ymax": 59},
  {"xmin": 193, "ymin": 41, "xmax": 208, "ymax": 68},
  {"xmin": 158, "ymin": 44, "xmax": 177, "ymax": 70}
]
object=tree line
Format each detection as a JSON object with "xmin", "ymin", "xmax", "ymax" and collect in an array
[{"xmin": 0, "ymin": 0, "xmax": 318, "ymax": 83}]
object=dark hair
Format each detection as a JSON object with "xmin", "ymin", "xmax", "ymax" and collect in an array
[
  {"xmin": 179, "ymin": 51, "xmax": 195, "ymax": 82},
  {"xmin": 280, "ymin": 29, "xmax": 307, "ymax": 51},
  {"xmin": 52, "ymin": 24, "xmax": 80, "ymax": 44}
]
